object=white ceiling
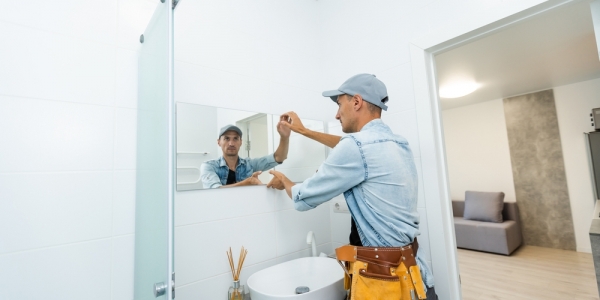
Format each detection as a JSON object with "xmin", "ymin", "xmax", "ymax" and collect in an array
[{"xmin": 436, "ymin": 1, "xmax": 600, "ymax": 110}]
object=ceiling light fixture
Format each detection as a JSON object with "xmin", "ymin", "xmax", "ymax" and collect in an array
[{"xmin": 439, "ymin": 80, "xmax": 480, "ymax": 98}]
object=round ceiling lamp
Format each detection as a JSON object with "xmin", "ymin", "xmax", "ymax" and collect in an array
[{"xmin": 439, "ymin": 80, "xmax": 480, "ymax": 98}]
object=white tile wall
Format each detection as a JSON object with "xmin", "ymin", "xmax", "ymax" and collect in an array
[
  {"xmin": 0, "ymin": 96, "xmax": 115, "ymax": 172},
  {"xmin": 0, "ymin": 172, "xmax": 113, "ymax": 253},
  {"xmin": 0, "ymin": 0, "xmax": 118, "ymax": 45},
  {"xmin": 0, "ymin": 22, "xmax": 116, "ymax": 106},
  {"xmin": 0, "ymin": 239, "xmax": 113, "ymax": 300},
  {"xmin": 0, "ymin": 0, "xmax": 155, "ymax": 299}
]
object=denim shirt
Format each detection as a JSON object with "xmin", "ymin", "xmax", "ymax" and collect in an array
[
  {"xmin": 290, "ymin": 119, "xmax": 434, "ymax": 288},
  {"xmin": 200, "ymin": 154, "xmax": 279, "ymax": 188}
]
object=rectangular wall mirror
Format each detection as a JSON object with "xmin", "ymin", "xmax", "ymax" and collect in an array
[{"xmin": 176, "ymin": 102, "xmax": 329, "ymax": 191}]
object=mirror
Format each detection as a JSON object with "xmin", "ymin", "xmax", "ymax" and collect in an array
[{"xmin": 176, "ymin": 102, "xmax": 328, "ymax": 191}]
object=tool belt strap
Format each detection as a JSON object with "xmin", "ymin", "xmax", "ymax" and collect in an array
[{"xmin": 335, "ymin": 238, "xmax": 419, "ymax": 269}]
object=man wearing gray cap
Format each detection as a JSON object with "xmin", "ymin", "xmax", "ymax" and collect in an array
[
  {"xmin": 268, "ymin": 74, "xmax": 437, "ymax": 299},
  {"xmin": 200, "ymin": 123, "xmax": 290, "ymax": 189}
]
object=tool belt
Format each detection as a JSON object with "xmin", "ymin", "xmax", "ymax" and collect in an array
[{"xmin": 335, "ymin": 238, "xmax": 427, "ymax": 300}]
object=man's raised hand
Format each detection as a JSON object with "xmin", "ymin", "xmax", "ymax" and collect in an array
[{"xmin": 280, "ymin": 111, "xmax": 306, "ymax": 134}]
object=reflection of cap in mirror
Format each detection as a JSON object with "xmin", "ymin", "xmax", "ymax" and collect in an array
[
  {"xmin": 322, "ymin": 73, "xmax": 389, "ymax": 111},
  {"xmin": 219, "ymin": 124, "xmax": 243, "ymax": 138}
]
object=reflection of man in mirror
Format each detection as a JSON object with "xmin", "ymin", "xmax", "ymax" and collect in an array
[
  {"xmin": 200, "ymin": 123, "xmax": 290, "ymax": 188},
  {"xmin": 266, "ymin": 74, "xmax": 438, "ymax": 299}
]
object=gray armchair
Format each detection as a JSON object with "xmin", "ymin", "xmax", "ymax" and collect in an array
[{"xmin": 452, "ymin": 200, "xmax": 523, "ymax": 255}]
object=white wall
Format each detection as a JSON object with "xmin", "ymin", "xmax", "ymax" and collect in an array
[
  {"xmin": 441, "ymin": 77, "xmax": 600, "ymax": 253},
  {"xmin": 442, "ymin": 99, "xmax": 517, "ymax": 202},
  {"xmin": 0, "ymin": 0, "xmax": 157, "ymax": 299},
  {"xmin": 555, "ymin": 77, "xmax": 600, "ymax": 253},
  {"xmin": 173, "ymin": 1, "xmax": 331, "ymax": 298}
]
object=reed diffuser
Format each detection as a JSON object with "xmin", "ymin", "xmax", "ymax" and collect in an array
[{"xmin": 227, "ymin": 246, "xmax": 248, "ymax": 300}]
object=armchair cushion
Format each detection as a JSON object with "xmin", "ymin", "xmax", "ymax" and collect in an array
[{"xmin": 463, "ymin": 191, "xmax": 505, "ymax": 223}]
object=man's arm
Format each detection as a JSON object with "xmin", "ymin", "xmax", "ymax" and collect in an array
[
  {"xmin": 273, "ymin": 116, "xmax": 291, "ymax": 163},
  {"xmin": 200, "ymin": 162, "xmax": 224, "ymax": 188},
  {"xmin": 267, "ymin": 137, "xmax": 365, "ymax": 211},
  {"xmin": 220, "ymin": 171, "xmax": 262, "ymax": 188},
  {"xmin": 280, "ymin": 111, "xmax": 341, "ymax": 148}
]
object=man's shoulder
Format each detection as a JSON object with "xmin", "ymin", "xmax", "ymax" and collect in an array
[
  {"xmin": 350, "ymin": 127, "xmax": 408, "ymax": 146},
  {"xmin": 201, "ymin": 157, "xmax": 223, "ymax": 168}
]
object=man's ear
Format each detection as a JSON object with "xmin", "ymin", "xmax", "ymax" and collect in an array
[{"xmin": 353, "ymin": 94, "xmax": 364, "ymax": 111}]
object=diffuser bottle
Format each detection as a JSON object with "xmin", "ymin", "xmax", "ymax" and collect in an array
[{"xmin": 228, "ymin": 280, "xmax": 245, "ymax": 300}]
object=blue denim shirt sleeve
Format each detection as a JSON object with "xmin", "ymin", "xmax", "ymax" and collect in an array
[
  {"xmin": 291, "ymin": 137, "xmax": 365, "ymax": 211},
  {"xmin": 200, "ymin": 162, "xmax": 222, "ymax": 188},
  {"xmin": 248, "ymin": 153, "xmax": 279, "ymax": 172}
]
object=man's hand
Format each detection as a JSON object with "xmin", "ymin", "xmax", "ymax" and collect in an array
[
  {"xmin": 277, "ymin": 115, "xmax": 292, "ymax": 139},
  {"xmin": 280, "ymin": 111, "xmax": 306, "ymax": 135},
  {"xmin": 267, "ymin": 170, "xmax": 295, "ymax": 198},
  {"xmin": 266, "ymin": 174, "xmax": 285, "ymax": 190},
  {"xmin": 242, "ymin": 171, "xmax": 262, "ymax": 186}
]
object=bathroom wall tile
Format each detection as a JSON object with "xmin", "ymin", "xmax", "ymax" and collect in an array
[
  {"xmin": 381, "ymin": 109, "xmax": 421, "ymax": 159},
  {"xmin": 0, "ymin": 0, "xmax": 117, "ymax": 45},
  {"xmin": 0, "ymin": 96, "xmax": 114, "ymax": 172},
  {"xmin": 275, "ymin": 242, "xmax": 334, "ymax": 264},
  {"xmin": 111, "ymin": 235, "xmax": 135, "ymax": 300},
  {"xmin": 175, "ymin": 213, "xmax": 278, "ymax": 286},
  {"xmin": 0, "ymin": 172, "xmax": 112, "ymax": 254},
  {"xmin": 112, "ymin": 171, "xmax": 136, "ymax": 236},
  {"xmin": 333, "ymin": 242, "xmax": 346, "ymax": 250},
  {"xmin": 175, "ymin": 0, "xmax": 321, "ymax": 91},
  {"xmin": 174, "ymin": 61, "xmax": 331, "ymax": 122},
  {"xmin": 0, "ymin": 22, "xmax": 115, "ymax": 106},
  {"xmin": 175, "ymin": 187, "xmax": 292, "ymax": 227},
  {"xmin": 330, "ymin": 196, "xmax": 352, "ymax": 245},
  {"xmin": 275, "ymin": 204, "xmax": 331, "ymax": 256},
  {"xmin": 0, "ymin": 239, "xmax": 112, "ymax": 300},
  {"xmin": 117, "ymin": 0, "xmax": 158, "ymax": 51},
  {"xmin": 114, "ymin": 108, "xmax": 137, "ymax": 170},
  {"xmin": 176, "ymin": 271, "xmax": 237, "ymax": 300},
  {"xmin": 115, "ymin": 49, "xmax": 139, "ymax": 109}
]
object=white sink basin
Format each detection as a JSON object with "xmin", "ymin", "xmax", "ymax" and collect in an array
[{"xmin": 247, "ymin": 257, "xmax": 346, "ymax": 300}]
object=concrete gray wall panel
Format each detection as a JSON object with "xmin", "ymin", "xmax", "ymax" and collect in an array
[{"xmin": 503, "ymin": 89, "xmax": 576, "ymax": 250}]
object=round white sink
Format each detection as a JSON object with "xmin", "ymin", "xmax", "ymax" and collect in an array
[{"xmin": 247, "ymin": 257, "xmax": 346, "ymax": 300}]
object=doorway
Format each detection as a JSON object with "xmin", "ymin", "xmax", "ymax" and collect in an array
[{"xmin": 415, "ymin": 0, "xmax": 600, "ymax": 298}]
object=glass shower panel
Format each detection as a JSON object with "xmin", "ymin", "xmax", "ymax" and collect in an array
[{"xmin": 134, "ymin": 1, "xmax": 174, "ymax": 299}]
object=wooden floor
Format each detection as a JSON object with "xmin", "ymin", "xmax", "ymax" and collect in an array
[{"xmin": 457, "ymin": 246, "xmax": 598, "ymax": 300}]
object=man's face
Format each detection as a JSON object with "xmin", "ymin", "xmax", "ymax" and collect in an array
[
  {"xmin": 218, "ymin": 131, "xmax": 242, "ymax": 157},
  {"xmin": 335, "ymin": 94, "xmax": 356, "ymax": 133}
]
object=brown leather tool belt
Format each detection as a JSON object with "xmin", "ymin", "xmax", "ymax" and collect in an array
[
  {"xmin": 335, "ymin": 238, "xmax": 427, "ymax": 300},
  {"xmin": 336, "ymin": 238, "xmax": 419, "ymax": 272}
]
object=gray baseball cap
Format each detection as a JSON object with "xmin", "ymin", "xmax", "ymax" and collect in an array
[
  {"xmin": 322, "ymin": 73, "xmax": 389, "ymax": 111},
  {"xmin": 218, "ymin": 124, "xmax": 242, "ymax": 138}
]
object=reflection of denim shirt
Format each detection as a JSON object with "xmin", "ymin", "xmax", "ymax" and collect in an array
[
  {"xmin": 290, "ymin": 119, "xmax": 434, "ymax": 288},
  {"xmin": 200, "ymin": 154, "xmax": 279, "ymax": 188}
]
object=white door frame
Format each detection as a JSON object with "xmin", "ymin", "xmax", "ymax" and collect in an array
[{"xmin": 409, "ymin": 0, "xmax": 585, "ymax": 298}]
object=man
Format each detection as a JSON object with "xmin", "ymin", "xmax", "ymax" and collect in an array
[
  {"xmin": 267, "ymin": 74, "xmax": 437, "ymax": 299},
  {"xmin": 200, "ymin": 123, "xmax": 290, "ymax": 188}
]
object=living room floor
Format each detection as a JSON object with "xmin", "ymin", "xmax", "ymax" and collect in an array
[{"xmin": 457, "ymin": 246, "xmax": 598, "ymax": 299}]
